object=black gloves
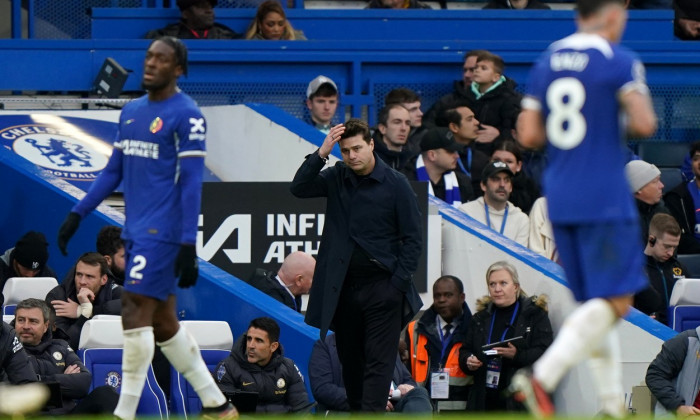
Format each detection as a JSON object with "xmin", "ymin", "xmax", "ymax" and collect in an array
[
  {"xmin": 175, "ymin": 244, "xmax": 199, "ymax": 288},
  {"xmin": 57, "ymin": 212, "xmax": 81, "ymax": 256}
]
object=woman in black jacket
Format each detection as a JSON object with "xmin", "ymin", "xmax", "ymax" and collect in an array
[{"xmin": 459, "ymin": 261, "xmax": 553, "ymax": 411}]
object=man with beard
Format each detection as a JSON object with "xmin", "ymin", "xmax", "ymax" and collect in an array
[
  {"xmin": 145, "ymin": 0, "xmax": 239, "ymax": 40},
  {"xmin": 96, "ymin": 226, "xmax": 125, "ymax": 285}
]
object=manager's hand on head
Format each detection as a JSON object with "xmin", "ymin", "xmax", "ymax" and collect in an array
[
  {"xmin": 175, "ymin": 244, "xmax": 198, "ymax": 288},
  {"xmin": 57, "ymin": 212, "xmax": 81, "ymax": 256}
]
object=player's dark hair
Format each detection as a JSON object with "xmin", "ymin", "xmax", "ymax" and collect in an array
[
  {"xmin": 385, "ymin": 88, "xmax": 420, "ymax": 106},
  {"xmin": 16, "ymin": 298, "xmax": 50, "ymax": 324},
  {"xmin": 689, "ymin": 141, "xmax": 700, "ymax": 159},
  {"xmin": 377, "ymin": 103, "xmax": 407, "ymax": 127},
  {"xmin": 493, "ymin": 140, "xmax": 523, "ymax": 163},
  {"xmin": 150, "ymin": 36, "xmax": 189, "ymax": 76},
  {"xmin": 576, "ymin": 0, "xmax": 625, "ymax": 18},
  {"xmin": 476, "ymin": 51, "xmax": 505, "ymax": 75},
  {"xmin": 434, "ymin": 275, "xmax": 464, "ymax": 294},
  {"xmin": 77, "ymin": 252, "xmax": 109, "ymax": 278},
  {"xmin": 249, "ymin": 317, "xmax": 280, "ymax": 343},
  {"xmin": 96, "ymin": 225, "xmax": 124, "ymax": 257},
  {"xmin": 340, "ymin": 118, "xmax": 372, "ymax": 144},
  {"xmin": 310, "ymin": 83, "xmax": 338, "ymax": 100},
  {"xmin": 649, "ymin": 213, "xmax": 681, "ymax": 238}
]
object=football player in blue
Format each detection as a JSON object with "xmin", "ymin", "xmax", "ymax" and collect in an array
[
  {"xmin": 57, "ymin": 37, "xmax": 238, "ymax": 420},
  {"xmin": 510, "ymin": 0, "xmax": 657, "ymax": 417}
]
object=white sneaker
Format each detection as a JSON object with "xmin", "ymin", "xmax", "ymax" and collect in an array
[{"xmin": 0, "ymin": 383, "xmax": 50, "ymax": 415}]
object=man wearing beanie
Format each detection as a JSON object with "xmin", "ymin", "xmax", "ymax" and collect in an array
[
  {"xmin": 625, "ymin": 160, "xmax": 672, "ymax": 245},
  {"xmin": 144, "ymin": 0, "xmax": 239, "ymax": 40},
  {"xmin": 0, "ymin": 231, "xmax": 57, "ymax": 307}
]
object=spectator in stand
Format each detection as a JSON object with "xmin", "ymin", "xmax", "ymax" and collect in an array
[
  {"xmin": 628, "ymin": 0, "xmax": 671, "ymax": 9},
  {"xmin": 145, "ymin": 0, "xmax": 239, "ymax": 39},
  {"xmin": 14, "ymin": 298, "xmax": 120, "ymax": 415},
  {"xmin": 366, "ymin": 0, "xmax": 431, "ymax": 8},
  {"xmin": 625, "ymin": 159, "xmax": 671, "ymax": 245},
  {"xmin": 305, "ymin": 75, "xmax": 339, "ymax": 135},
  {"xmin": 484, "ymin": 0, "xmax": 550, "ymax": 7},
  {"xmin": 96, "ymin": 226, "xmax": 125, "ymax": 285},
  {"xmin": 459, "ymin": 261, "xmax": 552, "ymax": 411},
  {"xmin": 459, "ymin": 161, "xmax": 530, "ymax": 246},
  {"xmin": 528, "ymin": 197, "xmax": 558, "ymax": 262},
  {"xmin": 46, "ymin": 253, "xmax": 122, "ymax": 350},
  {"xmin": 405, "ymin": 275, "xmax": 473, "ymax": 412},
  {"xmin": 674, "ymin": 0, "xmax": 700, "ymax": 39},
  {"xmin": 401, "ymin": 127, "xmax": 474, "ymax": 207},
  {"xmin": 245, "ymin": 1, "xmax": 306, "ymax": 40},
  {"xmin": 247, "ymin": 251, "xmax": 315, "ymax": 313},
  {"xmin": 424, "ymin": 50, "xmax": 487, "ymax": 129},
  {"xmin": 664, "ymin": 141, "xmax": 700, "ymax": 254},
  {"xmin": 646, "ymin": 326, "xmax": 700, "ymax": 417},
  {"xmin": 634, "ymin": 214, "xmax": 686, "ymax": 325},
  {"xmin": 372, "ymin": 104, "xmax": 415, "ymax": 170},
  {"xmin": 309, "ymin": 333, "xmax": 432, "ymax": 414},
  {"xmin": 491, "ymin": 140, "xmax": 540, "ymax": 214},
  {"xmin": 0, "ymin": 231, "xmax": 57, "ymax": 308},
  {"xmin": 385, "ymin": 88, "xmax": 427, "ymax": 155},
  {"xmin": 444, "ymin": 106, "xmax": 492, "ymax": 192}
]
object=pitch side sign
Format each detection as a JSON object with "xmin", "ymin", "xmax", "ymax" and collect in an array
[{"xmin": 200, "ymin": 182, "xmax": 429, "ymax": 292}]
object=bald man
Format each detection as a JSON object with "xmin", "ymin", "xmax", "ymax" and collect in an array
[{"xmin": 247, "ymin": 252, "xmax": 316, "ymax": 312}]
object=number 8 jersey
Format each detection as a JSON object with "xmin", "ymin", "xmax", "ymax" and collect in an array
[{"xmin": 523, "ymin": 32, "xmax": 650, "ymax": 224}]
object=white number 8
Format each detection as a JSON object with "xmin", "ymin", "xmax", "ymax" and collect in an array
[{"xmin": 546, "ymin": 77, "xmax": 586, "ymax": 150}]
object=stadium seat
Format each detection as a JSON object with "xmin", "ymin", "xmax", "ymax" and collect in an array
[
  {"xmin": 2, "ymin": 277, "xmax": 58, "ymax": 315},
  {"xmin": 659, "ymin": 167, "xmax": 683, "ymax": 194},
  {"xmin": 677, "ymin": 254, "xmax": 700, "ymax": 278},
  {"xmin": 637, "ymin": 142, "xmax": 690, "ymax": 168},
  {"xmin": 668, "ymin": 278, "xmax": 700, "ymax": 332},
  {"xmin": 170, "ymin": 321, "xmax": 234, "ymax": 418},
  {"xmin": 78, "ymin": 317, "xmax": 169, "ymax": 419}
]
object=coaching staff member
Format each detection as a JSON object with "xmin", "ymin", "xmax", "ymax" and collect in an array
[{"xmin": 290, "ymin": 119, "xmax": 423, "ymax": 412}]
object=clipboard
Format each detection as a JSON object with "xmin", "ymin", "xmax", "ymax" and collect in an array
[{"xmin": 481, "ymin": 335, "xmax": 524, "ymax": 351}]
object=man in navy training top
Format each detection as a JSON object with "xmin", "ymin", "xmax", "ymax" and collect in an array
[
  {"xmin": 511, "ymin": 0, "xmax": 657, "ymax": 417},
  {"xmin": 56, "ymin": 36, "xmax": 237, "ymax": 420}
]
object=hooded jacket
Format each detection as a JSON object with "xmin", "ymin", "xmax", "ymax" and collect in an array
[
  {"xmin": 214, "ymin": 334, "xmax": 310, "ymax": 413},
  {"xmin": 663, "ymin": 182, "xmax": 700, "ymax": 254},
  {"xmin": 22, "ymin": 331, "xmax": 91, "ymax": 414},
  {"xmin": 372, "ymin": 130, "xmax": 416, "ymax": 171},
  {"xmin": 0, "ymin": 247, "xmax": 58, "ymax": 307},
  {"xmin": 634, "ymin": 255, "xmax": 687, "ymax": 325},
  {"xmin": 45, "ymin": 275, "xmax": 122, "ymax": 350}
]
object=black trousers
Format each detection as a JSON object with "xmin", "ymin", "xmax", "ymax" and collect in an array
[{"xmin": 333, "ymin": 276, "xmax": 403, "ymax": 412}]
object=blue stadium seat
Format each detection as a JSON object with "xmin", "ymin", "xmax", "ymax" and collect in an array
[
  {"xmin": 169, "ymin": 321, "xmax": 234, "ymax": 418},
  {"xmin": 2, "ymin": 277, "xmax": 58, "ymax": 315},
  {"xmin": 677, "ymin": 254, "xmax": 700, "ymax": 278},
  {"xmin": 78, "ymin": 317, "xmax": 169, "ymax": 419},
  {"xmin": 668, "ymin": 278, "xmax": 700, "ymax": 332}
]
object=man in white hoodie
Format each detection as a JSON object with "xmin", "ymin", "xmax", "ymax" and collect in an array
[{"xmin": 458, "ymin": 161, "xmax": 530, "ymax": 246}]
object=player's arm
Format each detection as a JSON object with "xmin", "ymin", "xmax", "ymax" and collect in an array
[
  {"xmin": 516, "ymin": 107, "xmax": 546, "ymax": 150},
  {"xmin": 620, "ymin": 89, "xmax": 657, "ymax": 138}
]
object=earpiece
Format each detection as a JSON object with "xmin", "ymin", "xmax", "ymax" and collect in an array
[{"xmin": 649, "ymin": 236, "xmax": 657, "ymax": 247}]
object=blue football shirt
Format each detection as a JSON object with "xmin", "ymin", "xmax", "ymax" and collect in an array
[
  {"xmin": 115, "ymin": 91, "xmax": 206, "ymax": 243},
  {"xmin": 523, "ymin": 33, "xmax": 650, "ymax": 223}
]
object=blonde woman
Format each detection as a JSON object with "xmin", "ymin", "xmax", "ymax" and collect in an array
[
  {"xmin": 244, "ymin": 0, "xmax": 306, "ymax": 40},
  {"xmin": 458, "ymin": 261, "xmax": 552, "ymax": 411}
]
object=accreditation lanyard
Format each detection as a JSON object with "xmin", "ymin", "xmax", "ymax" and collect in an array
[
  {"xmin": 457, "ymin": 148, "xmax": 473, "ymax": 178},
  {"xmin": 487, "ymin": 300, "xmax": 520, "ymax": 345},
  {"xmin": 484, "ymin": 202, "xmax": 509, "ymax": 235},
  {"xmin": 436, "ymin": 316, "xmax": 453, "ymax": 365}
]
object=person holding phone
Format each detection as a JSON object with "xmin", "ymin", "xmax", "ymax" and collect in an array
[{"xmin": 458, "ymin": 261, "xmax": 552, "ymax": 411}]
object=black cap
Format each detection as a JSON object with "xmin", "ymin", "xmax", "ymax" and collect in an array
[
  {"xmin": 12, "ymin": 231, "xmax": 49, "ymax": 272},
  {"xmin": 176, "ymin": 0, "xmax": 217, "ymax": 10},
  {"xmin": 420, "ymin": 127, "xmax": 463, "ymax": 152},
  {"xmin": 481, "ymin": 161, "xmax": 514, "ymax": 181}
]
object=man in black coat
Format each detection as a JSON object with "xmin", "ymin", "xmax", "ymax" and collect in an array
[
  {"xmin": 45, "ymin": 252, "xmax": 122, "ymax": 350},
  {"xmin": 0, "ymin": 231, "xmax": 58, "ymax": 307},
  {"xmin": 664, "ymin": 141, "xmax": 700, "ymax": 255},
  {"xmin": 247, "ymin": 251, "xmax": 315, "ymax": 313},
  {"xmin": 214, "ymin": 317, "xmax": 310, "ymax": 413},
  {"xmin": 145, "ymin": 0, "xmax": 239, "ymax": 40},
  {"xmin": 290, "ymin": 119, "xmax": 423, "ymax": 412}
]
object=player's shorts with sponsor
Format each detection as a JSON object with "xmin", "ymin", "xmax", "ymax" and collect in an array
[
  {"xmin": 553, "ymin": 220, "xmax": 647, "ymax": 302},
  {"xmin": 123, "ymin": 238, "xmax": 181, "ymax": 300}
]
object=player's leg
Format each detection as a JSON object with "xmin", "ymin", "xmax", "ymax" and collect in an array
[
  {"xmin": 114, "ymin": 291, "xmax": 159, "ymax": 420},
  {"xmin": 152, "ymin": 295, "xmax": 229, "ymax": 411},
  {"xmin": 588, "ymin": 327, "xmax": 626, "ymax": 417}
]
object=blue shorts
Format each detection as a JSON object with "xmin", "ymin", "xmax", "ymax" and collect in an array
[
  {"xmin": 123, "ymin": 239, "xmax": 179, "ymax": 300},
  {"xmin": 553, "ymin": 221, "xmax": 648, "ymax": 302}
]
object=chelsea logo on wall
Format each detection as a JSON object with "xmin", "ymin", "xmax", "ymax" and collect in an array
[{"xmin": 0, "ymin": 114, "xmax": 118, "ymax": 192}]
